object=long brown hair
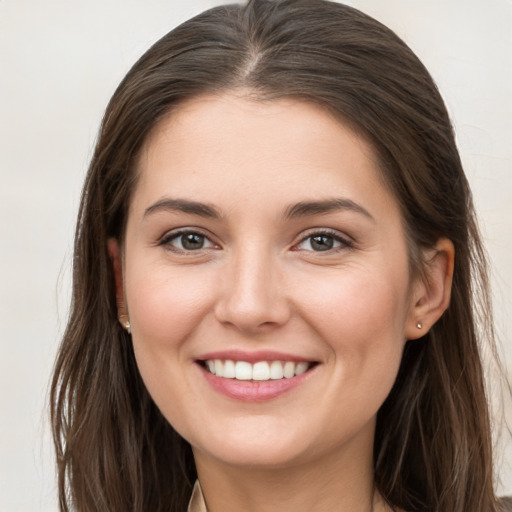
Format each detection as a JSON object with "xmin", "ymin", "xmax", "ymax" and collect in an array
[{"xmin": 50, "ymin": 1, "xmax": 504, "ymax": 510}]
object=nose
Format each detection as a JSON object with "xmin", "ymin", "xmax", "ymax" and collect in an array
[{"xmin": 214, "ymin": 246, "xmax": 291, "ymax": 334}]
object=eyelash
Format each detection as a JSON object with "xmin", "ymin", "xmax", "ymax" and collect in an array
[
  {"xmin": 158, "ymin": 228, "xmax": 354, "ymax": 254},
  {"xmin": 294, "ymin": 229, "xmax": 354, "ymax": 253},
  {"xmin": 158, "ymin": 229, "xmax": 217, "ymax": 253}
]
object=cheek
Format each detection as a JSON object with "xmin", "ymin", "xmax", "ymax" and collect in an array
[
  {"xmin": 301, "ymin": 272, "xmax": 408, "ymax": 432},
  {"xmin": 295, "ymin": 265, "xmax": 410, "ymax": 343},
  {"xmin": 127, "ymin": 262, "xmax": 215, "ymax": 347},
  {"xmin": 294, "ymin": 265, "xmax": 409, "ymax": 396},
  {"xmin": 124, "ymin": 263, "xmax": 217, "ymax": 433}
]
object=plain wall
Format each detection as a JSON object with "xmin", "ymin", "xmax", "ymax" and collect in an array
[{"xmin": 0, "ymin": 0, "xmax": 510, "ymax": 509}]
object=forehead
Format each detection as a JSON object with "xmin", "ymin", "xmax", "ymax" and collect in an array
[{"xmin": 131, "ymin": 93, "xmax": 399, "ymax": 222}]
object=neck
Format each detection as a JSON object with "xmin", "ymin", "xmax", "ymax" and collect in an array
[{"xmin": 193, "ymin": 423, "xmax": 390, "ymax": 512}]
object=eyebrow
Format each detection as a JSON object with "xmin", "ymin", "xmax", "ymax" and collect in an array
[
  {"xmin": 144, "ymin": 198, "xmax": 222, "ymax": 219},
  {"xmin": 143, "ymin": 196, "xmax": 374, "ymax": 222},
  {"xmin": 284, "ymin": 198, "xmax": 374, "ymax": 221}
]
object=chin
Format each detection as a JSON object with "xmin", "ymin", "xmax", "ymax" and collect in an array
[
  {"xmin": 187, "ymin": 418, "xmax": 318, "ymax": 469},
  {"xmin": 194, "ymin": 442, "xmax": 308, "ymax": 470}
]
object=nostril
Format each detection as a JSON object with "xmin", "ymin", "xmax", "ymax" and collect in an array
[{"xmin": 213, "ymin": 292, "xmax": 291, "ymax": 333}]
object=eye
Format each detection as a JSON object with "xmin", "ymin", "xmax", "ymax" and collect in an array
[
  {"xmin": 161, "ymin": 230, "xmax": 216, "ymax": 251},
  {"xmin": 296, "ymin": 231, "xmax": 351, "ymax": 252}
]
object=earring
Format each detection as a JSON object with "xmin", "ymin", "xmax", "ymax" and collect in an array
[
  {"xmin": 416, "ymin": 322, "xmax": 423, "ymax": 329},
  {"xmin": 119, "ymin": 315, "xmax": 131, "ymax": 334}
]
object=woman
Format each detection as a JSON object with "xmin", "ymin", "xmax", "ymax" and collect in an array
[{"xmin": 50, "ymin": 0, "xmax": 511, "ymax": 511}]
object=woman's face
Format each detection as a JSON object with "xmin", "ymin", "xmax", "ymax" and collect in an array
[{"xmin": 117, "ymin": 93, "xmax": 424, "ymax": 470}]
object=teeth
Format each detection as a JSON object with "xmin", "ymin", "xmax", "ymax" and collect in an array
[
  {"xmin": 204, "ymin": 359, "xmax": 313, "ymax": 380},
  {"xmin": 269, "ymin": 361, "xmax": 284, "ymax": 380},
  {"xmin": 235, "ymin": 361, "xmax": 252, "ymax": 380},
  {"xmin": 206, "ymin": 360, "xmax": 216, "ymax": 374},
  {"xmin": 224, "ymin": 359, "xmax": 236, "ymax": 378},
  {"xmin": 295, "ymin": 362, "xmax": 309, "ymax": 376},
  {"xmin": 252, "ymin": 361, "xmax": 270, "ymax": 381},
  {"xmin": 283, "ymin": 361, "xmax": 295, "ymax": 378}
]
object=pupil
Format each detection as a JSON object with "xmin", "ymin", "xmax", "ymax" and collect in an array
[
  {"xmin": 182, "ymin": 233, "xmax": 204, "ymax": 250},
  {"xmin": 311, "ymin": 235, "xmax": 333, "ymax": 251}
]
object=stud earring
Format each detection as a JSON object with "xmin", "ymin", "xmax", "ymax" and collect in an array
[
  {"xmin": 119, "ymin": 315, "xmax": 131, "ymax": 334},
  {"xmin": 416, "ymin": 322, "xmax": 423, "ymax": 329}
]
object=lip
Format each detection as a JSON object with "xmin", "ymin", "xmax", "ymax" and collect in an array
[
  {"xmin": 197, "ymin": 349, "xmax": 314, "ymax": 364},
  {"xmin": 196, "ymin": 351, "xmax": 318, "ymax": 402}
]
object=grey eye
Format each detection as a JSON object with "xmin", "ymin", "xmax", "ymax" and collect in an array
[
  {"xmin": 167, "ymin": 232, "xmax": 215, "ymax": 251},
  {"xmin": 181, "ymin": 233, "xmax": 206, "ymax": 250},
  {"xmin": 297, "ymin": 233, "xmax": 344, "ymax": 252}
]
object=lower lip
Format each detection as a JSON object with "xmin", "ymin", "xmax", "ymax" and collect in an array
[{"xmin": 199, "ymin": 364, "xmax": 315, "ymax": 402}]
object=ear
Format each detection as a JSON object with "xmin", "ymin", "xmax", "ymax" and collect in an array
[
  {"xmin": 108, "ymin": 238, "xmax": 128, "ymax": 321},
  {"xmin": 405, "ymin": 238, "xmax": 455, "ymax": 340}
]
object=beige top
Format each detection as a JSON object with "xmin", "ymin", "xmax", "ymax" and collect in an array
[
  {"xmin": 186, "ymin": 479, "xmax": 512, "ymax": 512},
  {"xmin": 187, "ymin": 480, "xmax": 208, "ymax": 512}
]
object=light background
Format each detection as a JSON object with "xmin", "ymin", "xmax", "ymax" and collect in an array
[{"xmin": 0, "ymin": 0, "xmax": 510, "ymax": 509}]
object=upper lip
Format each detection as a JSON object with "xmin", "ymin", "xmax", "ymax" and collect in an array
[{"xmin": 196, "ymin": 349, "xmax": 316, "ymax": 364}]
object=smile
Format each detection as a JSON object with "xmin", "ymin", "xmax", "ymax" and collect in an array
[
  {"xmin": 197, "ymin": 351, "xmax": 319, "ymax": 401},
  {"xmin": 204, "ymin": 359, "xmax": 313, "ymax": 381}
]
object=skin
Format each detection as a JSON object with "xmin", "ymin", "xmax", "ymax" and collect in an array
[{"xmin": 110, "ymin": 92, "xmax": 454, "ymax": 512}]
